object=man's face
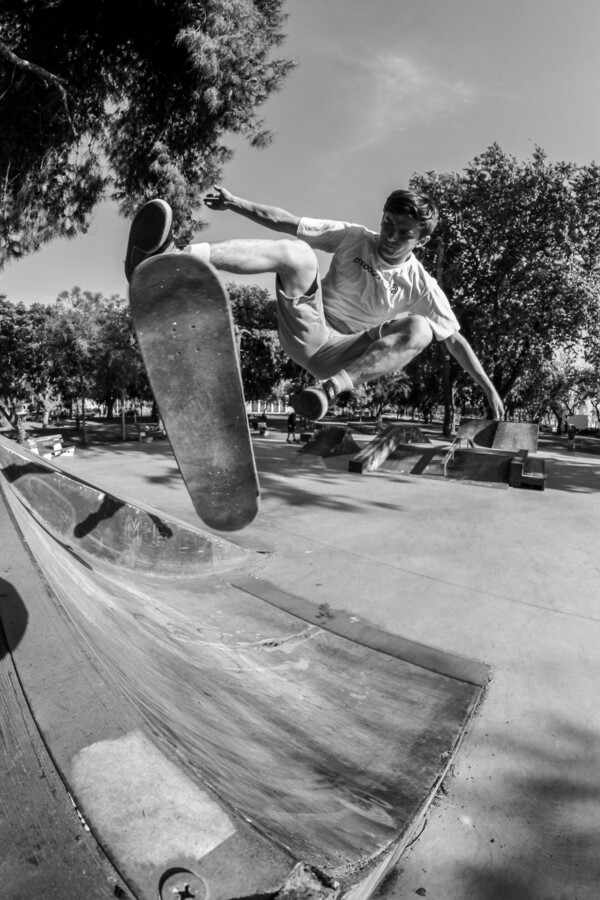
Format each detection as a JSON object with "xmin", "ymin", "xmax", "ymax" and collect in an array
[{"xmin": 377, "ymin": 211, "xmax": 429, "ymax": 265}]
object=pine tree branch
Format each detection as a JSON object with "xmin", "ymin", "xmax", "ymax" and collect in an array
[{"xmin": 0, "ymin": 39, "xmax": 75, "ymax": 135}]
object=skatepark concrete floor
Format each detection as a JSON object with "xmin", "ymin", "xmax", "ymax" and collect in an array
[
  {"xmin": 35, "ymin": 425, "xmax": 600, "ymax": 900},
  {"xmin": 3, "ymin": 422, "xmax": 600, "ymax": 899}
]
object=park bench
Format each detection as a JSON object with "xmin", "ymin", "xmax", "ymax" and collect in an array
[{"xmin": 26, "ymin": 433, "xmax": 75, "ymax": 460}]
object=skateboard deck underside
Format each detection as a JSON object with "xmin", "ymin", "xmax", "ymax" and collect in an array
[{"xmin": 130, "ymin": 254, "xmax": 259, "ymax": 531}]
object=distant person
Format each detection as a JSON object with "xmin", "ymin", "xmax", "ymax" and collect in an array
[
  {"xmin": 567, "ymin": 424, "xmax": 577, "ymax": 450},
  {"xmin": 125, "ymin": 188, "xmax": 504, "ymax": 422},
  {"xmin": 257, "ymin": 411, "xmax": 269, "ymax": 436},
  {"xmin": 286, "ymin": 411, "xmax": 298, "ymax": 443}
]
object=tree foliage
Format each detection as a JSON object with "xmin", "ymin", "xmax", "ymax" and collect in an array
[
  {"xmin": 0, "ymin": 0, "xmax": 294, "ymax": 265},
  {"xmin": 0, "ymin": 297, "xmax": 36, "ymax": 436},
  {"xmin": 52, "ymin": 287, "xmax": 148, "ymax": 418},
  {"xmin": 228, "ymin": 282, "xmax": 300, "ymax": 399},
  {"xmin": 353, "ymin": 372, "xmax": 410, "ymax": 418},
  {"xmin": 0, "ymin": 289, "xmax": 146, "ymax": 437},
  {"xmin": 513, "ymin": 351, "xmax": 600, "ymax": 431},
  {"xmin": 411, "ymin": 144, "xmax": 600, "ymax": 425},
  {"xmin": 0, "ymin": 283, "xmax": 295, "ymax": 440}
]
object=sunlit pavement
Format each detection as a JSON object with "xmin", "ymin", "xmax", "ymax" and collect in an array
[{"xmin": 43, "ymin": 427, "xmax": 600, "ymax": 899}]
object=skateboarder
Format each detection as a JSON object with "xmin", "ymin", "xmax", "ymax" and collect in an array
[{"xmin": 125, "ymin": 188, "xmax": 504, "ymax": 421}]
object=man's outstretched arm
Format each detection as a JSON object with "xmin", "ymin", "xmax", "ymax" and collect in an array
[
  {"xmin": 204, "ymin": 185, "xmax": 300, "ymax": 235},
  {"xmin": 443, "ymin": 332, "xmax": 505, "ymax": 419}
]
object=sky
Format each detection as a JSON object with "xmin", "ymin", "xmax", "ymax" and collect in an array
[{"xmin": 3, "ymin": 0, "xmax": 600, "ymax": 305}]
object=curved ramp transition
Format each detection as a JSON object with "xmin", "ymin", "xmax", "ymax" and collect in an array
[{"xmin": 0, "ymin": 436, "xmax": 488, "ymax": 900}]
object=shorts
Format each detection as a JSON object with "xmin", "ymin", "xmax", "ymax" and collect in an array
[{"xmin": 275, "ymin": 275, "xmax": 378, "ymax": 379}]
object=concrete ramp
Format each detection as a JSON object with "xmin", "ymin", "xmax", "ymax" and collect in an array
[
  {"xmin": 0, "ymin": 437, "xmax": 487, "ymax": 900},
  {"xmin": 349, "ymin": 425, "xmax": 430, "ymax": 474},
  {"xmin": 492, "ymin": 421, "xmax": 539, "ymax": 452},
  {"xmin": 455, "ymin": 417, "xmax": 498, "ymax": 447},
  {"xmin": 456, "ymin": 418, "xmax": 539, "ymax": 452},
  {"xmin": 300, "ymin": 425, "xmax": 361, "ymax": 457}
]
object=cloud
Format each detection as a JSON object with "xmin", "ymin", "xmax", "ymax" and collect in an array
[{"xmin": 347, "ymin": 54, "xmax": 479, "ymax": 151}]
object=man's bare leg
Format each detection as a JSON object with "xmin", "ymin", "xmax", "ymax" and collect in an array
[
  {"xmin": 185, "ymin": 238, "xmax": 317, "ymax": 299},
  {"xmin": 295, "ymin": 316, "xmax": 433, "ymax": 420},
  {"xmin": 125, "ymin": 200, "xmax": 317, "ymax": 296},
  {"xmin": 344, "ymin": 316, "xmax": 433, "ymax": 385}
]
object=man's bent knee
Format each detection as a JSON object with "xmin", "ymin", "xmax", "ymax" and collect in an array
[
  {"xmin": 276, "ymin": 240, "xmax": 318, "ymax": 297},
  {"xmin": 381, "ymin": 314, "xmax": 433, "ymax": 351}
]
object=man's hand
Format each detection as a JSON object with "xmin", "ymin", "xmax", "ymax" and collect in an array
[
  {"xmin": 204, "ymin": 184, "xmax": 236, "ymax": 211},
  {"xmin": 485, "ymin": 386, "xmax": 505, "ymax": 420},
  {"xmin": 202, "ymin": 185, "xmax": 300, "ymax": 235}
]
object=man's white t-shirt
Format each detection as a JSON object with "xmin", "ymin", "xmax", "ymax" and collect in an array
[{"xmin": 298, "ymin": 218, "xmax": 460, "ymax": 341}]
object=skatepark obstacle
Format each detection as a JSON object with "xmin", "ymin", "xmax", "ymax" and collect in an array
[
  {"xmin": 442, "ymin": 419, "xmax": 545, "ymax": 489},
  {"xmin": 0, "ymin": 434, "xmax": 486, "ymax": 900},
  {"xmin": 300, "ymin": 424, "xmax": 362, "ymax": 457},
  {"xmin": 349, "ymin": 419, "xmax": 546, "ymax": 490},
  {"xmin": 348, "ymin": 424, "xmax": 430, "ymax": 473}
]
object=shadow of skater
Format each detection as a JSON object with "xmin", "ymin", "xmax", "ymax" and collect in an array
[
  {"xmin": 73, "ymin": 494, "xmax": 125, "ymax": 539},
  {"xmin": 0, "ymin": 576, "xmax": 28, "ymax": 661},
  {"xmin": 73, "ymin": 494, "xmax": 174, "ymax": 542}
]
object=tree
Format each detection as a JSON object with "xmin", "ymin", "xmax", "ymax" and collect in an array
[
  {"xmin": 23, "ymin": 302, "xmax": 65, "ymax": 425},
  {"xmin": 0, "ymin": 0, "xmax": 294, "ymax": 266},
  {"xmin": 90, "ymin": 297, "xmax": 149, "ymax": 417},
  {"xmin": 355, "ymin": 372, "xmax": 410, "ymax": 418},
  {"xmin": 48, "ymin": 287, "xmax": 110, "ymax": 442},
  {"xmin": 0, "ymin": 298, "xmax": 37, "ymax": 440},
  {"xmin": 584, "ymin": 334, "xmax": 600, "ymax": 429},
  {"xmin": 0, "ymin": 298, "xmax": 66, "ymax": 436},
  {"xmin": 228, "ymin": 283, "xmax": 300, "ymax": 399},
  {"xmin": 512, "ymin": 354, "xmax": 591, "ymax": 431},
  {"xmin": 411, "ymin": 144, "xmax": 600, "ymax": 432}
]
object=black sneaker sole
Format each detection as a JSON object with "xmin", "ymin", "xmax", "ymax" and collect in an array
[
  {"xmin": 289, "ymin": 387, "xmax": 328, "ymax": 420},
  {"xmin": 125, "ymin": 199, "xmax": 173, "ymax": 282}
]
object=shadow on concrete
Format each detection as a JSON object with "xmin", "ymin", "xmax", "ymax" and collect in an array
[
  {"xmin": 544, "ymin": 458, "xmax": 600, "ymax": 494},
  {"xmin": 0, "ymin": 576, "xmax": 28, "ymax": 660},
  {"xmin": 381, "ymin": 715, "xmax": 600, "ymax": 900},
  {"xmin": 456, "ymin": 718, "xmax": 600, "ymax": 899},
  {"xmin": 0, "ymin": 440, "xmax": 242, "ymax": 576},
  {"xmin": 73, "ymin": 492, "xmax": 175, "ymax": 543},
  {"xmin": 251, "ymin": 440, "xmax": 416, "ymax": 514},
  {"xmin": 35, "ymin": 427, "xmax": 600, "ymax": 514}
]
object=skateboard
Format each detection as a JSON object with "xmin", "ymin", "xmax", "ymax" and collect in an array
[{"xmin": 129, "ymin": 253, "xmax": 260, "ymax": 531}]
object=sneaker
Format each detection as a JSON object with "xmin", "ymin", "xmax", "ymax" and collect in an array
[
  {"xmin": 289, "ymin": 379, "xmax": 339, "ymax": 421},
  {"xmin": 125, "ymin": 199, "xmax": 174, "ymax": 282}
]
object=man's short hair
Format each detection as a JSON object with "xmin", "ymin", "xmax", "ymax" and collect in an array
[{"xmin": 383, "ymin": 190, "xmax": 439, "ymax": 237}]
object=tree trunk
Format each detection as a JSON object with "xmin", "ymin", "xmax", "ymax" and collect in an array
[
  {"xmin": 80, "ymin": 379, "xmax": 87, "ymax": 445},
  {"xmin": 16, "ymin": 417, "xmax": 27, "ymax": 444},
  {"xmin": 1, "ymin": 402, "xmax": 27, "ymax": 444},
  {"xmin": 551, "ymin": 406, "xmax": 565, "ymax": 434},
  {"xmin": 441, "ymin": 352, "xmax": 457, "ymax": 437}
]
